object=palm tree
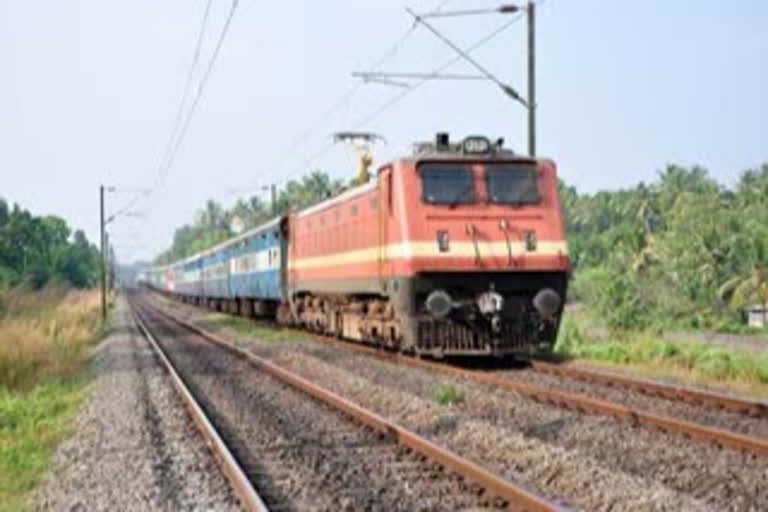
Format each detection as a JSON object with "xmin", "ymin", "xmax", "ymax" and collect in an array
[
  {"xmin": 718, "ymin": 230, "xmax": 768, "ymax": 324},
  {"xmin": 719, "ymin": 267, "xmax": 768, "ymax": 325}
]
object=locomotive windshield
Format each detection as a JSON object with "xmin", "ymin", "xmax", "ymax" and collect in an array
[
  {"xmin": 485, "ymin": 164, "xmax": 539, "ymax": 204},
  {"xmin": 420, "ymin": 164, "xmax": 474, "ymax": 204}
]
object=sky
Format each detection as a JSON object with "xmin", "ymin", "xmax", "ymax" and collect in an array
[{"xmin": 1, "ymin": 0, "xmax": 766, "ymax": 263}]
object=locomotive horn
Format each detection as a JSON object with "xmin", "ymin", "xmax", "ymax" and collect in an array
[{"xmin": 533, "ymin": 288, "xmax": 561, "ymax": 318}]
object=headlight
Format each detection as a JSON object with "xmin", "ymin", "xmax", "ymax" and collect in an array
[
  {"xmin": 533, "ymin": 288, "xmax": 561, "ymax": 318},
  {"xmin": 425, "ymin": 290, "xmax": 453, "ymax": 319}
]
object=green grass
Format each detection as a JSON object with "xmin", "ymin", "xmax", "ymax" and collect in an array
[
  {"xmin": 555, "ymin": 313, "xmax": 768, "ymax": 385},
  {"xmin": 433, "ymin": 383, "xmax": 465, "ymax": 405},
  {"xmin": 208, "ymin": 314, "xmax": 305, "ymax": 343},
  {"xmin": 0, "ymin": 287, "xmax": 105, "ymax": 511},
  {"xmin": 0, "ymin": 378, "xmax": 86, "ymax": 511}
]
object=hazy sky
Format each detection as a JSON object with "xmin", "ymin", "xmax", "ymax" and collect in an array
[{"xmin": 1, "ymin": 0, "xmax": 766, "ymax": 263}]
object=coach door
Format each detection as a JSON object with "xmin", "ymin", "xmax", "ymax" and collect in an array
[
  {"xmin": 377, "ymin": 166, "xmax": 393, "ymax": 293},
  {"xmin": 280, "ymin": 215, "xmax": 291, "ymax": 299}
]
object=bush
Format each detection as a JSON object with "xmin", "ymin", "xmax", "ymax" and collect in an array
[
  {"xmin": 0, "ymin": 285, "xmax": 103, "ymax": 508},
  {"xmin": 0, "ymin": 286, "xmax": 102, "ymax": 391},
  {"xmin": 555, "ymin": 311, "xmax": 768, "ymax": 387},
  {"xmin": 433, "ymin": 383, "xmax": 464, "ymax": 405}
]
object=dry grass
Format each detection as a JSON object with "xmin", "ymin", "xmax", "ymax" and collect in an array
[
  {"xmin": 0, "ymin": 285, "xmax": 104, "ymax": 391},
  {"xmin": 0, "ymin": 285, "xmax": 106, "ymax": 510}
]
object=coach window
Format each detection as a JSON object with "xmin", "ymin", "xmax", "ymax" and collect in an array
[
  {"xmin": 350, "ymin": 204, "xmax": 358, "ymax": 216},
  {"xmin": 419, "ymin": 163, "xmax": 474, "ymax": 204},
  {"xmin": 335, "ymin": 209, "xmax": 341, "ymax": 223},
  {"xmin": 369, "ymin": 195, "xmax": 378, "ymax": 210}
]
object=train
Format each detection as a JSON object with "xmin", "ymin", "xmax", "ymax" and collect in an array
[{"xmin": 139, "ymin": 133, "xmax": 570, "ymax": 357}]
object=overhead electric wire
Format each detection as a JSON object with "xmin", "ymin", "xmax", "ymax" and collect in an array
[
  {"xmin": 159, "ymin": 0, "xmax": 241, "ymax": 186},
  {"xmin": 156, "ymin": 0, "xmax": 215, "ymax": 187},
  {"xmin": 356, "ymin": 12, "xmax": 526, "ymax": 128},
  {"xmin": 406, "ymin": 7, "xmax": 527, "ymax": 105},
  {"xmin": 114, "ymin": 0, "xmax": 214, "ymax": 221},
  {"xmin": 225, "ymin": 0, "xmax": 458, "ymax": 198},
  {"xmin": 276, "ymin": 11, "xmax": 526, "ymax": 183},
  {"xmin": 122, "ymin": 0, "xmax": 240, "ymax": 262}
]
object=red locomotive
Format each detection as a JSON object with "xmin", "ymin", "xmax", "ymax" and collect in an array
[{"xmin": 284, "ymin": 133, "xmax": 569, "ymax": 357}]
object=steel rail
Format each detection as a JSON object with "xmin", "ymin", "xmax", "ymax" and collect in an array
[
  {"xmin": 528, "ymin": 360, "xmax": 768, "ymax": 418},
  {"xmin": 139, "ymin": 300, "xmax": 568, "ymax": 512},
  {"xmin": 130, "ymin": 304, "xmax": 269, "ymax": 512},
  {"xmin": 170, "ymin": 301, "xmax": 768, "ymax": 457}
]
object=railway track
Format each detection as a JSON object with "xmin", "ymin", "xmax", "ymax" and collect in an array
[
  {"xmin": 526, "ymin": 360, "xmax": 768, "ymax": 417},
  {"xmin": 146, "ymin": 293, "xmax": 768, "ymax": 458},
  {"xmin": 131, "ymin": 297, "xmax": 567, "ymax": 511},
  {"xmin": 130, "ymin": 302, "xmax": 267, "ymax": 512}
]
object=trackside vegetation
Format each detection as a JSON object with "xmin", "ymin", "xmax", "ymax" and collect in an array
[
  {"xmin": 562, "ymin": 163, "xmax": 768, "ymax": 331},
  {"xmin": 433, "ymin": 383, "xmax": 465, "ymax": 405},
  {"xmin": 555, "ymin": 311, "xmax": 768, "ymax": 390},
  {"xmin": 0, "ymin": 199, "xmax": 101, "ymax": 289},
  {"xmin": 556, "ymin": 163, "xmax": 768, "ymax": 389},
  {"xmin": 0, "ymin": 287, "xmax": 106, "ymax": 511},
  {"xmin": 208, "ymin": 313, "xmax": 305, "ymax": 343}
]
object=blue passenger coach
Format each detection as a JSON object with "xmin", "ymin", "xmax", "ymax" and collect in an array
[
  {"xmin": 140, "ymin": 217, "xmax": 286, "ymax": 315},
  {"xmin": 149, "ymin": 217, "xmax": 286, "ymax": 310},
  {"xmin": 201, "ymin": 244, "xmax": 230, "ymax": 299},
  {"xmin": 176, "ymin": 255, "xmax": 202, "ymax": 297},
  {"xmin": 228, "ymin": 218, "xmax": 284, "ymax": 301}
]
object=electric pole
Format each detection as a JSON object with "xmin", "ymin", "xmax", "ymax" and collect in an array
[
  {"xmin": 99, "ymin": 185, "xmax": 106, "ymax": 321},
  {"xmin": 271, "ymin": 184, "xmax": 277, "ymax": 216},
  {"xmin": 527, "ymin": 1, "xmax": 536, "ymax": 156},
  {"xmin": 368, "ymin": 4, "xmax": 535, "ymax": 153}
]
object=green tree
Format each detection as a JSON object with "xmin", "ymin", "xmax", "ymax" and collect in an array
[
  {"xmin": 155, "ymin": 170, "xmax": 343, "ymax": 264},
  {"xmin": 0, "ymin": 200, "xmax": 99, "ymax": 288}
]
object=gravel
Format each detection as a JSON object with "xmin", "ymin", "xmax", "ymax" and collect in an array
[
  {"xmin": 138, "ymin": 304, "xmax": 510, "ymax": 511},
  {"xmin": 35, "ymin": 297, "xmax": 241, "ymax": 512},
  {"xmin": 280, "ymin": 345, "xmax": 768, "ymax": 511},
  {"xmin": 145, "ymin": 292, "xmax": 768, "ymax": 511}
]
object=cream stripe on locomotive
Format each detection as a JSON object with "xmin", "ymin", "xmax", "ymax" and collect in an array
[{"xmin": 289, "ymin": 240, "xmax": 568, "ymax": 270}]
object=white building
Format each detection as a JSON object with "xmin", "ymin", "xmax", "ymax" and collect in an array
[{"xmin": 745, "ymin": 304, "xmax": 768, "ymax": 328}]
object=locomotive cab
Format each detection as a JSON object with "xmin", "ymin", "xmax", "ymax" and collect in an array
[{"xmin": 380, "ymin": 134, "xmax": 569, "ymax": 357}]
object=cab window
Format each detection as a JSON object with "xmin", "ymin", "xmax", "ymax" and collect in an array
[
  {"xmin": 485, "ymin": 164, "xmax": 539, "ymax": 204},
  {"xmin": 419, "ymin": 164, "xmax": 474, "ymax": 204}
]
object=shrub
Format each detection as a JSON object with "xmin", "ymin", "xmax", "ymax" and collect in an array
[
  {"xmin": 433, "ymin": 383, "xmax": 464, "ymax": 405},
  {"xmin": 0, "ymin": 286, "xmax": 102, "ymax": 391}
]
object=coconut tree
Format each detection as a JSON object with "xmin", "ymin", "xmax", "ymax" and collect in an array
[
  {"xmin": 719, "ymin": 267, "xmax": 768, "ymax": 325},
  {"xmin": 718, "ymin": 227, "xmax": 768, "ymax": 325}
]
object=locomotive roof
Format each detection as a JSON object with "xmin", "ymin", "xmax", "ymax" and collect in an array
[{"xmin": 297, "ymin": 180, "xmax": 376, "ymax": 218}]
